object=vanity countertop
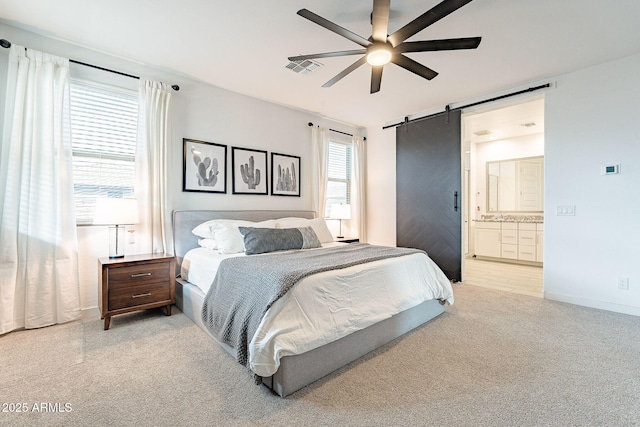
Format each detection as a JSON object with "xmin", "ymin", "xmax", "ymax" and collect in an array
[{"xmin": 475, "ymin": 215, "xmax": 544, "ymax": 223}]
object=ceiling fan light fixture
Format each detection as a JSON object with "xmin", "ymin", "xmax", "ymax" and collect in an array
[
  {"xmin": 292, "ymin": 1, "xmax": 481, "ymax": 92},
  {"xmin": 366, "ymin": 44, "xmax": 393, "ymax": 66}
]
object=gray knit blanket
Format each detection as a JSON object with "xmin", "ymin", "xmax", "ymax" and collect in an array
[{"xmin": 201, "ymin": 243, "xmax": 424, "ymax": 379}]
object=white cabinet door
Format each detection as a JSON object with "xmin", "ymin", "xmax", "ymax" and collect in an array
[
  {"xmin": 518, "ymin": 245, "xmax": 537, "ymax": 261},
  {"xmin": 502, "ymin": 244, "xmax": 518, "ymax": 259},
  {"xmin": 475, "ymin": 226, "xmax": 501, "ymax": 258}
]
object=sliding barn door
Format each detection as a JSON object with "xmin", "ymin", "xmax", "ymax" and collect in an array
[{"xmin": 396, "ymin": 110, "xmax": 462, "ymax": 281}]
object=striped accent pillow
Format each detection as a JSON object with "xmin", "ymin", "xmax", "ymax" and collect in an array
[{"xmin": 238, "ymin": 226, "xmax": 322, "ymax": 255}]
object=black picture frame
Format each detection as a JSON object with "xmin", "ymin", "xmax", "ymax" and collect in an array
[
  {"xmin": 183, "ymin": 138, "xmax": 227, "ymax": 193},
  {"xmin": 231, "ymin": 146, "xmax": 268, "ymax": 195},
  {"xmin": 271, "ymin": 152, "xmax": 301, "ymax": 197}
]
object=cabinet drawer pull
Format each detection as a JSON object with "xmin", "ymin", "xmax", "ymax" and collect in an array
[
  {"xmin": 131, "ymin": 273, "xmax": 152, "ymax": 278},
  {"xmin": 521, "ymin": 237, "xmax": 533, "ymax": 240},
  {"xmin": 132, "ymin": 293, "xmax": 152, "ymax": 299}
]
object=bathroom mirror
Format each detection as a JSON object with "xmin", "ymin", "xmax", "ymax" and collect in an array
[{"xmin": 487, "ymin": 156, "xmax": 543, "ymax": 212}]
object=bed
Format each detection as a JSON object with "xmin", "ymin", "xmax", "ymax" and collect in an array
[{"xmin": 172, "ymin": 209, "xmax": 453, "ymax": 397}]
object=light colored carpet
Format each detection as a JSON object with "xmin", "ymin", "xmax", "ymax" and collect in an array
[{"xmin": 1, "ymin": 283, "xmax": 639, "ymax": 427}]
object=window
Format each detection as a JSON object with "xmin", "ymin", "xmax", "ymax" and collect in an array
[
  {"xmin": 69, "ymin": 80, "xmax": 139, "ymax": 224},
  {"xmin": 325, "ymin": 140, "xmax": 353, "ymax": 217}
]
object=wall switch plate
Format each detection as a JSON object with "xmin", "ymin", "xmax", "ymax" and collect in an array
[
  {"xmin": 617, "ymin": 277, "xmax": 629, "ymax": 290},
  {"xmin": 602, "ymin": 164, "xmax": 620, "ymax": 175},
  {"xmin": 556, "ymin": 205, "xmax": 576, "ymax": 216}
]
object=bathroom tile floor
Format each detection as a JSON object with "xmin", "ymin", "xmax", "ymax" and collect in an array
[{"xmin": 462, "ymin": 257, "xmax": 543, "ymax": 298}]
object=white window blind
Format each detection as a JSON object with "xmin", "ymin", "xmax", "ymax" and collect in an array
[
  {"xmin": 325, "ymin": 140, "xmax": 352, "ymax": 217},
  {"xmin": 69, "ymin": 80, "xmax": 139, "ymax": 224}
]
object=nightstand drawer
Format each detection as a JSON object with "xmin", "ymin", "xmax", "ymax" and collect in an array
[
  {"xmin": 108, "ymin": 282, "xmax": 171, "ymax": 311},
  {"xmin": 107, "ymin": 262, "xmax": 170, "ymax": 290}
]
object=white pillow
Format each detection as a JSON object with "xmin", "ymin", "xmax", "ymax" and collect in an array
[
  {"xmin": 197, "ymin": 238, "xmax": 218, "ymax": 250},
  {"xmin": 209, "ymin": 224, "xmax": 243, "ymax": 254},
  {"xmin": 208, "ymin": 219, "xmax": 277, "ymax": 254},
  {"xmin": 191, "ymin": 219, "xmax": 275, "ymax": 240},
  {"xmin": 192, "ymin": 220, "xmax": 218, "ymax": 239},
  {"xmin": 275, "ymin": 217, "xmax": 334, "ymax": 243},
  {"xmin": 191, "ymin": 219, "xmax": 245, "ymax": 239}
]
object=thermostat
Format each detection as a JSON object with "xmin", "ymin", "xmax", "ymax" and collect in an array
[{"xmin": 602, "ymin": 164, "xmax": 620, "ymax": 175}]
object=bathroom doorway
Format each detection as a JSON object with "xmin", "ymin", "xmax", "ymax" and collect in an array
[{"xmin": 461, "ymin": 97, "xmax": 544, "ymax": 297}]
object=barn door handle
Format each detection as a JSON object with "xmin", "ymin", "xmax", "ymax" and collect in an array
[{"xmin": 454, "ymin": 191, "xmax": 458, "ymax": 212}]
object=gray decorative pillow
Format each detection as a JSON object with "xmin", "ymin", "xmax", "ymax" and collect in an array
[{"xmin": 238, "ymin": 226, "xmax": 322, "ymax": 255}]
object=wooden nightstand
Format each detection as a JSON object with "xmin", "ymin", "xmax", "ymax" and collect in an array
[
  {"xmin": 99, "ymin": 253, "xmax": 175, "ymax": 330},
  {"xmin": 335, "ymin": 237, "xmax": 360, "ymax": 243}
]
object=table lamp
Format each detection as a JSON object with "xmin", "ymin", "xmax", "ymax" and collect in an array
[
  {"xmin": 93, "ymin": 198, "xmax": 139, "ymax": 258},
  {"xmin": 330, "ymin": 203, "xmax": 351, "ymax": 239}
]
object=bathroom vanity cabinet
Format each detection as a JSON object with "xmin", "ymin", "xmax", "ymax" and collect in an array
[{"xmin": 475, "ymin": 220, "xmax": 543, "ymax": 264}]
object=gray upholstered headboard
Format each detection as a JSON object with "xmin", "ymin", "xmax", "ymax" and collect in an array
[{"xmin": 172, "ymin": 210, "xmax": 315, "ymax": 274}]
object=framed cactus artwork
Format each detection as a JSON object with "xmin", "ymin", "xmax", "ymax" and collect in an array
[
  {"xmin": 183, "ymin": 139, "xmax": 227, "ymax": 193},
  {"xmin": 231, "ymin": 146, "xmax": 268, "ymax": 195},
  {"xmin": 271, "ymin": 152, "xmax": 300, "ymax": 197}
]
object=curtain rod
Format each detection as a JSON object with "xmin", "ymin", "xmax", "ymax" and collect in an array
[
  {"xmin": 307, "ymin": 122, "xmax": 366, "ymax": 141},
  {"xmin": 0, "ymin": 38, "xmax": 180, "ymax": 91},
  {"xmin": 382, "ymin": 83, "xmax": 551, "ymax": 130}
]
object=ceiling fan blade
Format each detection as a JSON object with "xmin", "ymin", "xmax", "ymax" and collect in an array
[
  {"xmin": 288, "ymin": 49, "xmax": 367, "ymax": 62},
  {"xmin": 322, "ymin": 56, "xmax": 368, "ymax": 88},
  {"xmin": 387, "ymin": 0, "xmax": 474, "ymax": 46},
  {"xmin": 297, "ymin": 9, "xmax": 371, "ymax": 48},
  {"xmin": 371, "ymin": 0, "xmax": 391, "ymax": 42},
  {"xmin": 370, "ymin": 66, "xmax": 384, "ymax": 93},
  {"xmin": 391, "ymin": 54, "xmax": 439, "ymax": 80},
  {"xmin": 396, "ymin": 37, "xmax": 481, "ymax": 53}
]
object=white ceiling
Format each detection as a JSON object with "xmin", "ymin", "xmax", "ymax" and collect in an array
[
  {"xmin": 464, "ymin": 97, "xmax": 545, "ymax": 144},
  {"xmin": 1, "ymin": 0, "xmax": 640, "ymax": 128}
]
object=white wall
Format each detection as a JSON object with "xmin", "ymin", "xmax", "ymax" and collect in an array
[
  {"xmin": 0, "ymin": 23, "xmax": 362, "ymax": 315},
  {"xmin": 365, "ymin": 125, "xmax": 396, "ymax": 246},
  {"xmin": 544, "ymin": 53, "xmax": 640, "ymax": 315}
]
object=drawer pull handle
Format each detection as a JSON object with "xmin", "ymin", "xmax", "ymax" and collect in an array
[
  {"xmin": 132, "ymin": 293, "xmax": 152, "ymax": 299},
  {"xmin": 131, "ymin": 273, "xmax": 152, "ymax": 278}
]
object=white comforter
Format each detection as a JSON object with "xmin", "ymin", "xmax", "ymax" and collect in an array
[{"xmin": 181, "ymin": 243, "xmax": 453, "ymax": 377}]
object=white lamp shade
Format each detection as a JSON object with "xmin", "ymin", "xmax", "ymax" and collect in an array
[
  {"xmin": 93, "ymin": 198, "xmax": 139, "ymax": 225},
  {"xmin": 330, "ymin": 204, "xmax": 351, "ymax": 220}
]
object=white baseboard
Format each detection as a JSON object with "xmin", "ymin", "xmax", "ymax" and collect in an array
[
  {"xmin": 82, "ymin": 306, "xmax": 100, "ymax": 320},
  {"xmin": 544, "ymin": 291, "xmax": 640, "ymax": 317}
]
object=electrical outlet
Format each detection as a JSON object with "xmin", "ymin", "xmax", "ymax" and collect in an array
[{"xmin": 617, "ymin": 277, "xmax": 629, "ymax": 290}]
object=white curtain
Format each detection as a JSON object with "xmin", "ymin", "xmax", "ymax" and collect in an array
[
  {"xmin": 136, "ymin": 78, "xmax": 172, "ymax": 254},
  {"xmin": 311, "ymin": 126, "xmax": 329, "ymax": 217},
  {"xmin": 0, "ymin": 45, "xmax": 80, "ymax": 334},
  {"xmin": 352, "ymin": 135, "xmax": 367, "ymax": 242}
]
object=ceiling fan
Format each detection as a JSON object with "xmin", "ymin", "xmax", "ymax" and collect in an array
[{"xmin": 288, "ymin": 0, "xmax": 481, "ymax": 94}]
